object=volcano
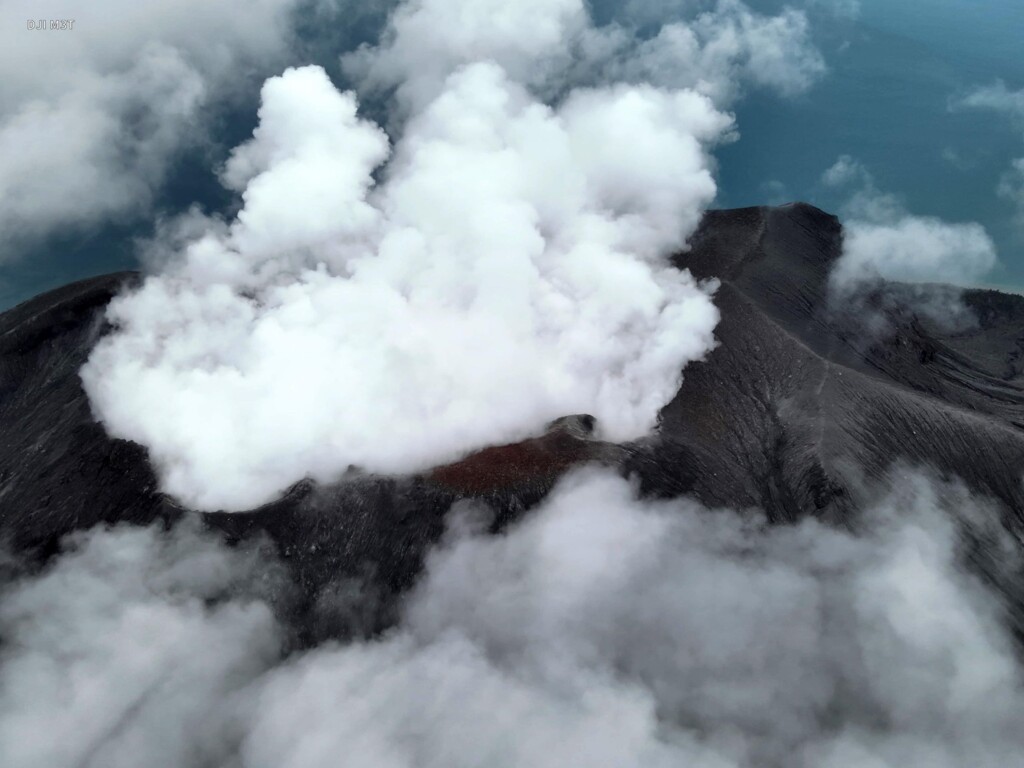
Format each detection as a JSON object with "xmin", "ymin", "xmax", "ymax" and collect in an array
[{"xmin": 3, "ymin": 202, "xmax": 1023, "ymax": 636}]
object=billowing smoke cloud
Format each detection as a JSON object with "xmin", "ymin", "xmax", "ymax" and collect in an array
[
  {"xmin": 0, "ymin": 0, "xmax": 301, "ymax": 256},
  {"xmin": 3, "ymin": 468, "xmax": 1022, "ymax": 767},
  {"xmin": 342, "ymin": 0, "xmax": 825, "ymax": 111},
  {"xmin": 822, "ymin": 156, "xmax": 997, "ymax": 328},
  {"xmin": 83, "ymin": 65, "xmax": 726, "ymax": 511},
  {"xmin": 81, "ymin": 0, "xmax": 826, "ymax": 512},
  {"xmin": 343, "ymin": 0, "xmax": 826, "ymax": 107}
]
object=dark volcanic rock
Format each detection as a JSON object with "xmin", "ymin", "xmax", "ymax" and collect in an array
[
  {"xmin": 635, "ymin": 203, "xmax": 1024, "ymax": 530},
  {"xmin": 3, "ymin": 203, "xmax": 1024, "ymax": 636},
  {"xmin": 0, "ymin": 273, "xmax": 172, "ymax": 554}
]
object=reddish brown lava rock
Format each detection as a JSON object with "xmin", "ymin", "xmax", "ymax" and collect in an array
[{"xmin": 426, "ymin": 415, "xmax": 620, "ymax": 495}]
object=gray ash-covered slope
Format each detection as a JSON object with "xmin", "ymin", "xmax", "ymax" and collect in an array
[
  {"xmin": 0, "ymin": 273, "xmax": 167, "ymax": 552},
  {"xmin": 3, "ymin": 202, "xmax": 1024, "ymax": 630},
  {"xmin": 636, "ymin": 203, "xmax": 1024, "ymax": 527}
]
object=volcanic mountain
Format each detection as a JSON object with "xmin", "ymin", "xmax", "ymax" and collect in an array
[{"xmin": 3, "ymin": 202, "xmax": 1023, "ymax": 636}]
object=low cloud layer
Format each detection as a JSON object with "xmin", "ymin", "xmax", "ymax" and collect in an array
[
  {"xmin": 0, "ymin": 519, "xmax": 287, "ymax": 768},
  {"xmin": 0, "ymin": 0, "xmax": 302, "ymax": 256},
  {"xmin": 81, "ymin": 0, "xmax": 826, "ymax": 512},
  {"xmin": 2, "ymin": 468, "xmax": 1022, "ymax": 768}
]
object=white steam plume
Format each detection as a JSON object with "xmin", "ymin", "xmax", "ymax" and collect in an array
[
  {"xmin": 83, "ymin": 62, "xmax": 726, "ymax": 511},
  {"xmin": 77, "ymin": 0, "xmax": 829, "ymax": 511},
  {"xmin": 997, "ymin": 157, "xmax": 1024, "ymax": 230},
  {"xmin": 613, "ymin": 0, "xmax": 827, "ymax": 102},
  {"xmin": 343, "ymin": 0, "xmax": 826, "ymax": 111},
  {"xmin": 2, "ymin": 469, "xmax": 1023, "ymax": 767}
]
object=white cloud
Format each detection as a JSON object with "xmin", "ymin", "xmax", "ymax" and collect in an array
[
  {"xmin": 3, "ymin": 469, "xmax": 1022, "ymax": 767},
  {"xmin": 822, "ymin": 154, "xmax": 866, "ymax": 187},
  {"xmin": 0, "ymin": 519, "xmax": 284, "ymax": 768},
  {"xmin": 836, "ymin": 217, "xmax": 997, "ymax": 287},
  {"xmin": 954, "ymin": 81, "xmax": 1024, "ymax": 120},
  {"xmin": 611, "ymin": 0, "xmax": 826, "ymax": 104},
  {"xmin": 822, "ymin": 156, "xmax": 997, "ymax": 294},
  {"xmin": 343, "ymin": 0, "xmax": 826, "ymax": 112},
  {"xmin": 341, "ymin": 0, "xmax": 587, "ymax": 113},
  {"xmin": 0, "ymin": 0, "xmax": 299, "ymax": 256},
  {"xmin": 953, "ymin": 82, "xmax": 1024, "ymax": 234},
  {"xmin": 761, "ymin": 179, "xmax": 790, "ymax": 204},
  {"xmin": 806, "ymin": 0, "xmax": 860, "ymax": 19},
  {"xmin": 998, "ymin": 157, "xmax": 1024, "ymax": 228},
  {"xmin": 941, "ymin": 147, "xmax": 977, "ymax": 172}
]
